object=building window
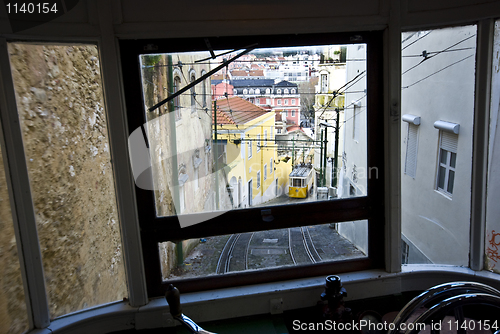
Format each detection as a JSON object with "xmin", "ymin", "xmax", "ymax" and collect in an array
[
  {"xmin": 353, "ymin": 103, "xmax": 361, "ymax": 142},
  {"xmin": 291, "ymin": 89, "xmax": 296, "ymax": 94},
  {"xmin": 270, "ymin": 159, "xmax": 273, "ymax": 175},
  {"xmin": 277, "ymin": 89, "xmax": 282, "ymax": 94},
  {"xmin": 174, "ymin": 76, "xmax": 182, "ymax": 120},
  {"xmin": 217, "ymin": 142, "xmax": 227, "ymax": 166},
  {"xmin": 257, "ymin": 134, "xmax": 261, "ymax": 152},
  {"xmin": 321, "ymin": 73, "xmax": 328, "ymax": 93},
  {"xmin": 277, "ymin": 99, "xmax": 282, "ymax": 105},
  {"xmin": 284, "ymin": 99, "xmax": 288, "ymax": 105},
  {"xmin": 201, "ymin": 70, "xmax": 207, "ymax": 108},
  {"xmin": 284, "ymin": 89, "xmax": 289, "ymax": 94},
  {"xmin": 248, "ymin": 139, "xmax": 252, "ymax": 159},
  {"xmin": 256, "ymin": 88, "xmax": 260, "ymax": 94},
  {"xmin": 436, "ymin": 131, "xmax": 458, "ymax": 196},
  {"xmin": 249, "ymin": 88, "xmax": 255, "ymax": 95},
  {"xmin": 243, "ymin": 89, "xmax": 248, "ymax": 94},
  {"xmin": 264, "ymin": 130, "xmax": 267, "ymax": 146},
  {"xmin": 257, "ymin": 171, "xmax": 261, "ymax": 188},
  {"xmin": 264, "ymin": 164, "xmax": 267, "ymax": 181},
  {"xmin": 292, "ymin": 99, "xmax": 296, "ymax": 105},
  {"xmin": 190, "ymin": 72, "xmax": 196, "ymax": 113},
  {"xmin": 193, "ymin": 150, "xmax": 202, "ymax": 191},
  {"xmin": 266, "ymin": 88, "xmax": 270, "ymax": 94},
  {"xmin": 291, "ymin": 110, "xmax": 295, "ymax": 117}
]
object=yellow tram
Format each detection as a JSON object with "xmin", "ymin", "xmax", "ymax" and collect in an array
[{"xmin": 288, "ymin": 163, "xmax": 314, "ymax": 198}]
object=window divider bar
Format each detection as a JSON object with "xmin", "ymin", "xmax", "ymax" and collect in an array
[
  {"xmin": 0, "ymin": 38, "xmax": 50, "ymax": 329},
  {"xmin": 470, "ymin": 18, "xmax": 494, "ymax": 271},
  {"xmin": 96, "ymin": 1, "xmax": 149, "ymax": 307},
  {"xmin": 383, "ymin": 0, "xmax": 403, "ymax": 273}
]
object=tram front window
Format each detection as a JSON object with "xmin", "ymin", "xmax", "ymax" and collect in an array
[
  {"xmin": 121, "ymin": 32, "xmax": 383, "ymax": 295},
  {"xmin": 135, "ymin": 42, "xmax": 368, "ymax": 219}
]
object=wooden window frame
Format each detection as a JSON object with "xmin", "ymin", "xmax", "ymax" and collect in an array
[{"xmin": 119, "ymin": 31, "xmax": 385, "ymax": 298}]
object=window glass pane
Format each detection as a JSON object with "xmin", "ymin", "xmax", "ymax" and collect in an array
[
  {"xmin": 440, "ymin": 148, "xmax": 447, "ymax": 164},
  {"xmin": 485, "ymin": 19, "xmax": 500, "ymax": 273},
  {"xmin": 437, "ymin": 166, "xmax": 446, "ymax": 189},
  {"xmin": 0, "ymin": 135, "xmax": 29, "ymax": 333},
  {"xmin": 159, "ymin": 220, "xmax": 367, "ymax": 280},
  {"xmin": 447, "ymin": 170, "xmax": 455, "ymax": 194},
  {"xmin": 137, "ymin": 44, "xmax": 367, "ymax": 224},
  {"xmin": 401, "ymin": 25, "xmax": 476, "ymax": 266},
  {"xmin": 450, "ymin": 152, "xmax": 457, "ymax": 168},
  {"xmin": 8, "ymin": 43, "xmax": 127, "ymax": 318}
]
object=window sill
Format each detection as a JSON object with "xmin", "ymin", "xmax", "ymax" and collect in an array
[
  {"xmin": 434, "ymin": 189, "xmax": 453, "ymax": 200},
  {"xmin": 40, "ymin": 266, "xmax": 500, "ymax": 334}
]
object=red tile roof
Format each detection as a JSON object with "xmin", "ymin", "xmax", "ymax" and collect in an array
[
  {"xmin": 213, "ymin": 97, "xmax": 270, "ymax": 125},
  {"xmin": 286, "ymin": 125, "xmax": 304, "ymax": 133}
]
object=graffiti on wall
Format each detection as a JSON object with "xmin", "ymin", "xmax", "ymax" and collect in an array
[{"xmin": 487, "ymin": 230, "xmax": 500, "ymax": 269}]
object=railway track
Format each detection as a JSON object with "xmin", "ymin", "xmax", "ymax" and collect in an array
[
  {"xmin": 289, "ymin": 227, "xmax": 322, "ymax": 265},
  {"xmin": 301, "ymin": 226, "xmax": 322, "ymax": 262},
  {"xmin": 216, "ymin": 232, "xmax": 253, "ymax": 274},
  {"xmin": 216, "ymin": 227, "xmax": 321, "ymax": 273}
]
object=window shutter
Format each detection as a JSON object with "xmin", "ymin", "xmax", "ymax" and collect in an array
[
  {"xmin": 440, "ymin": 131, "xmax": 458, "ymax": 153},
  {"xmin": 405, "ymin": 123, "xmax": 418, "ymax": 178}
]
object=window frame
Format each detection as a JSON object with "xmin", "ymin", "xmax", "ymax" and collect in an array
[
  {"xmin": 190, "ymin": 70, "xmax": 196, "ymax": 113},
  {"xmin": 435, "ymin": 131, "xmax": 458, "ymax": 196},
  {"xmin": 436, "ymin": 148, "xmax": 457, "ymax": 196},
  {"xmin": 173, "ymin": 75, "xmax": 182, "ymax": 121},
  {"xmin": 119, "ymin": 31, "xmax": 385, "ymax": 297},
  {"xmin": 248, "ymin": 138, "xmax": 252, "ymax": 159}
]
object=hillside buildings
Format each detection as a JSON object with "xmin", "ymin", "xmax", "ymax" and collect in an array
[{"xmin": 213, "ymin": 97, "xmax": 282, "ymax": 207}]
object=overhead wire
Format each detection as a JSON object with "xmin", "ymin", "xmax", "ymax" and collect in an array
[
  {"xmin": 402, "ymin": 34, "xmax": 476, "ymax": 75},
  {"xmin": 402, "ymin": 54, "xmax": 474, "ymax": 90},
  {"xmin": 316, "ymin": 70, "xmax": 366, "ymax": 120},
  {"xmin": 402, "ymin": 31, "xmax": 432, "ymax": 50},
  {"xmin": 403, "ymin": 47, "xmax": 475, "ymax": 58}
]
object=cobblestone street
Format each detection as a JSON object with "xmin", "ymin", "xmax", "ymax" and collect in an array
[{"xmin": 167, "ymin": 223, "xmax": 366, "ymax": 280}]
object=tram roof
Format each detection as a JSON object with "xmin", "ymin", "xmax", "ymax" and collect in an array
[{"xmin": 289, "ymin": 165, "xmax": 311, "ymax": 178}]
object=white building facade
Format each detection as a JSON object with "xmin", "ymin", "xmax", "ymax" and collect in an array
[{"xmin": 400, "ymin": 26, "xmax": 477, "ymax": 265}]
